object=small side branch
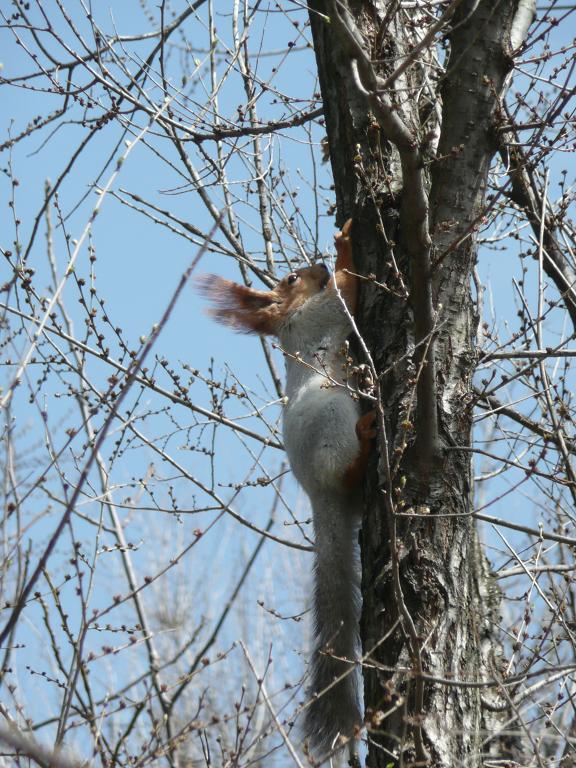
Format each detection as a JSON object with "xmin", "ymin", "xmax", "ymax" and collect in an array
[
  {"xmin": 329, "ymin": 1, "xmax": 439, "ymax": 468},
  {"xmin": 344, "ymin": 314, "xmax": 430, "ymax": 765},
  {"xmin": 498, "ymin": 129, "xmax": 576, "ymax": 330},
  {"xmin": 0, "ymin": 720, "xmax": 83, "ymax": 768}
]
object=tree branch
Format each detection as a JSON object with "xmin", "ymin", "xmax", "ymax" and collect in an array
[{"xmin": 328, "ymin": 0, "xmax": 439, "ymax": 470}]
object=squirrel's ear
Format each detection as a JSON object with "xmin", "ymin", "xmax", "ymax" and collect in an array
[{"xmin": 197, "ymin": 275, "xmax": 280, "ymax": 335}]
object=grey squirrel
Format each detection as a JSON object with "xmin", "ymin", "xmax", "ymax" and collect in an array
[{"xmin": 201, "ymin": 220, "xmax": 375, "ymax": 762}]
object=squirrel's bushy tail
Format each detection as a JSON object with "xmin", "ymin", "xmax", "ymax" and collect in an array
[{"xmin": 304, "ymin": 492, "xmax": 362, "ymax": 757}]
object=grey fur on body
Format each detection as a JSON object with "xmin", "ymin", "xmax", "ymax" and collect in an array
[{"xmin": 280, "ymin": 288, "xmax": 362, "ymax": 756}]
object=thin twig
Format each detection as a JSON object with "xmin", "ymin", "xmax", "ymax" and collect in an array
[{"xmin": 0, "ymin": 215, "xmax": 222, "ymax": 647}]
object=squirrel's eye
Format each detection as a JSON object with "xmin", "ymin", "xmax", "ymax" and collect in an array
[{"xmin": 287, "ymin": 273, "xmax": 299, "ymax": 285}]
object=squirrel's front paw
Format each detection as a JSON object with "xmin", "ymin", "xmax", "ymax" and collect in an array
[
  {"xmin": 343, "ymin": 411, "xmax": 377, "ymax": 489},
  {"xmin": 334, "ymin": 218, "xmax": 353, "ymax": 249}
]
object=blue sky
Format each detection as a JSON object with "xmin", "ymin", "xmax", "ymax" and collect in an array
[
  {"xmin": 0, "ymin": 4, "xmax": 328, "ymax": 759},
  {"xmin": 1, "ymin": 0, "xmax": 576, "ymax": 762}
]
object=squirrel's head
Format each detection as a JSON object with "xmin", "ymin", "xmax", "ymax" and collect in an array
[{"xmin": 198, "ymin": 263, "xmax": 331, "ymax": 336}]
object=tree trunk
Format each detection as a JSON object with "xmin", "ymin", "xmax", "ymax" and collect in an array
[{"xmin": 309, "ymin": 0, "xmax": 529, "ymax": 764}]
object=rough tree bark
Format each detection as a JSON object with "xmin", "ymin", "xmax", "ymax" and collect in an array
[{"xmin": 309, "ymin": 0, "xmax": 534, "ymax": 765}]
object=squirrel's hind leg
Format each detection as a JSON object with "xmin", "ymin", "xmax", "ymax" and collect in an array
[{"xmin": 343, "ymin": 411, "xmax": 377, "ymax": 489}]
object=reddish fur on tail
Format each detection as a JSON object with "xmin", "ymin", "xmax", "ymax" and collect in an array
[{"xmin": 197, "ymin": 274, "xmax": 280, "ymax": 335}]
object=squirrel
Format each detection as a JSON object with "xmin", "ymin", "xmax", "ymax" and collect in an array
[{"xmin": 200, "ymin": 219, "xmax": 376, "ymax": 762}]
